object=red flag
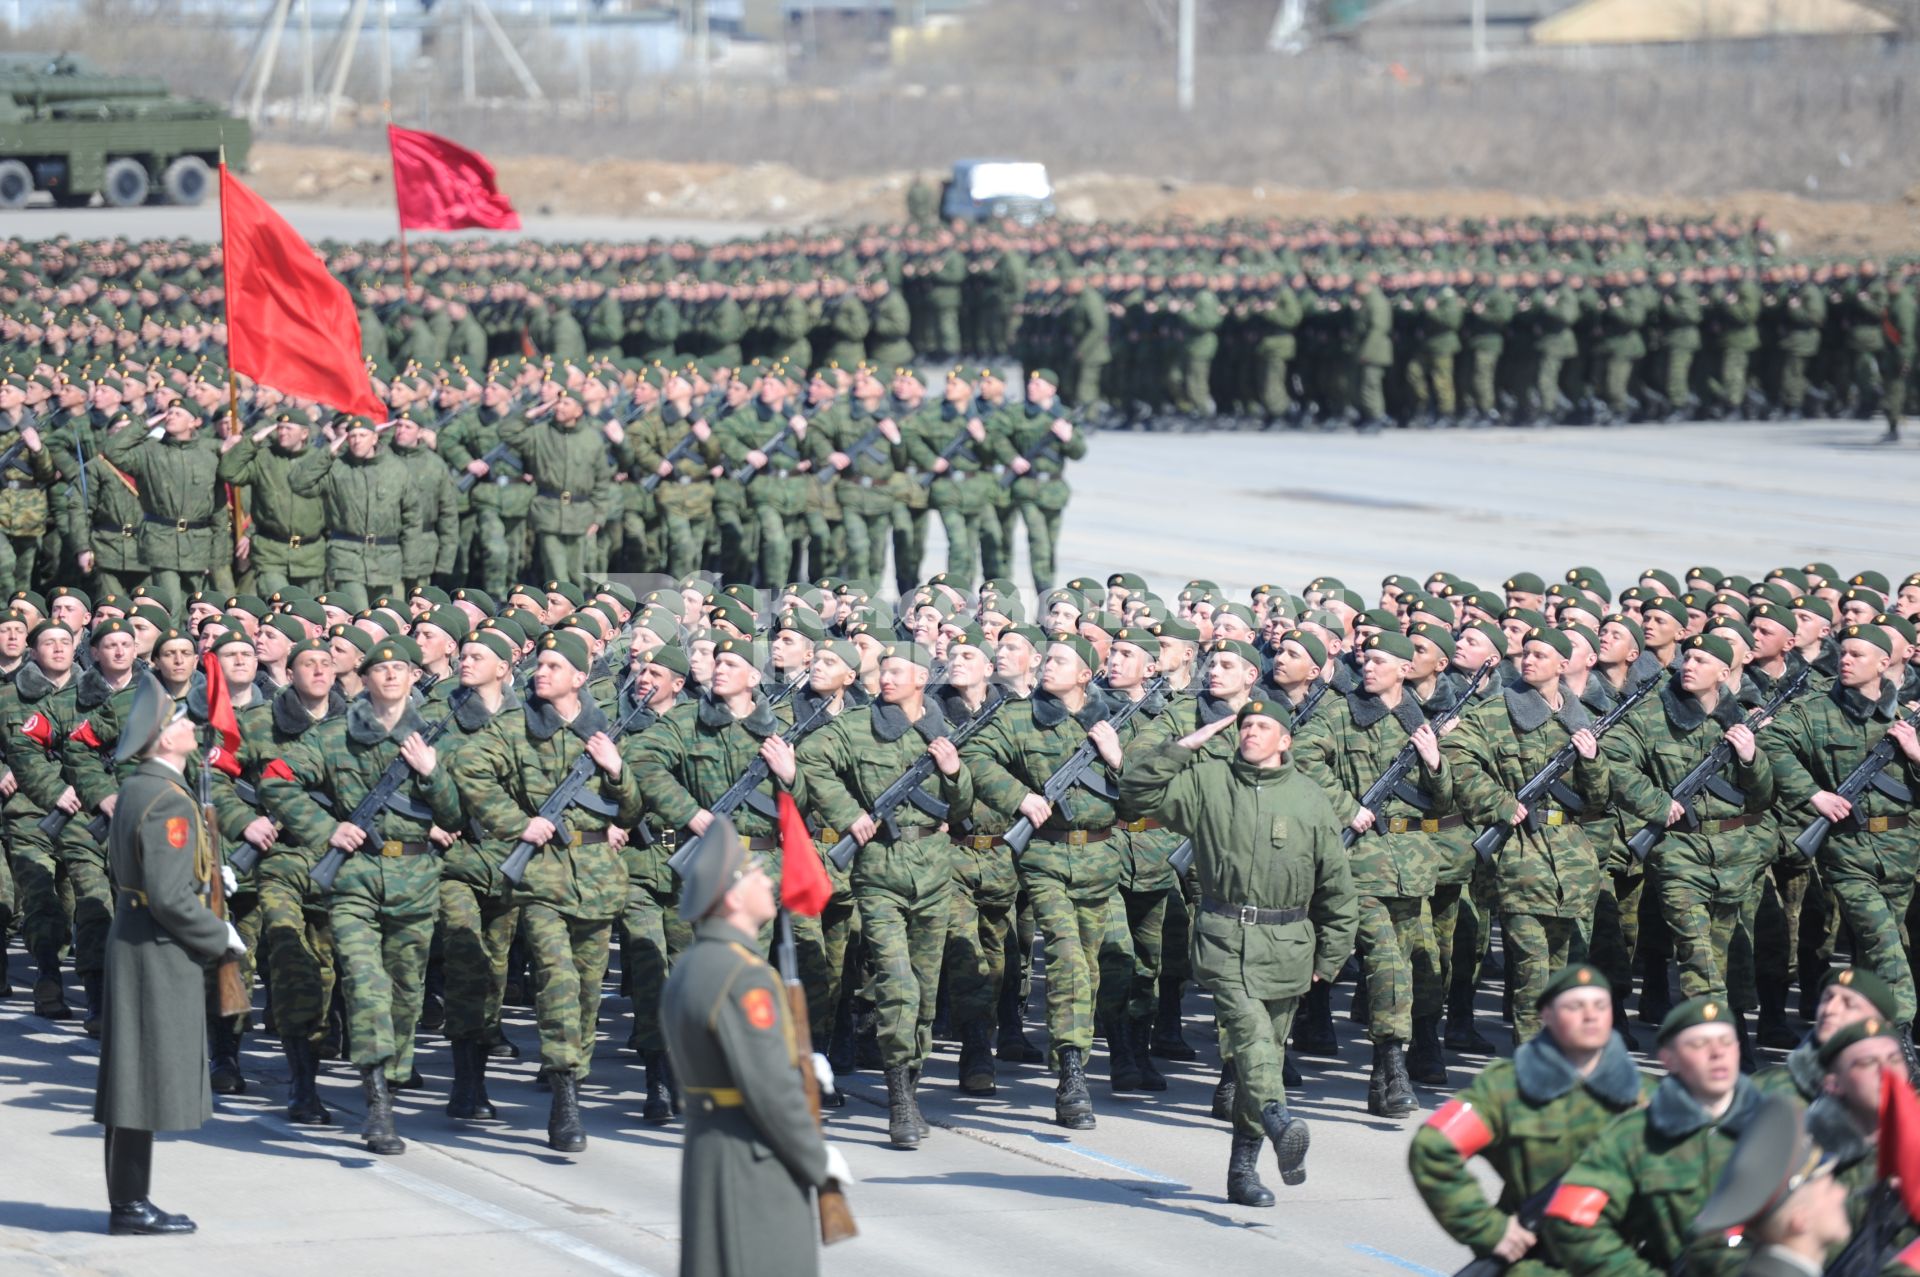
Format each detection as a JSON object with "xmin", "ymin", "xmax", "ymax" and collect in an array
[
  {"xmin": 777, "ymin": 791, "xmax": 831, "ymax": 918},
  {"xmin": 200, "ymin": 651, "xmax": 244, "ymax": 777},
  {"xmin": 388, "ymin": 124, "xmax": 521, "ymax": 232},
  {"xmin": 220, "ymin": 165, "xmax": 387, "ymax": 422},
  {"xmin": 1879, "ymin": 1068, "xmax": 1920, "ymax": 1219}
]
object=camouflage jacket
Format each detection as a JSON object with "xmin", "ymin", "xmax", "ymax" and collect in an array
[
  {"xmin": 5, "ymin": 661, "xmax": 79, "ymax": 819},
  {"xmin": 1762, "ymin": 681, "xmax": 1919, "ymax": 861},
  {"xmin": 263, "ymin": 697, "xmax": 464, "ymax": 854},
  {"xmin": 1294, "ymin": 688, "xmax": 1455, "ymax": 898}
]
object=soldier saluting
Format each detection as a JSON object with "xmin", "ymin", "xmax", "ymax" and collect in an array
[{"xmin": 92, "ymin": 672, "xmax": 248, "ymax": 1236}]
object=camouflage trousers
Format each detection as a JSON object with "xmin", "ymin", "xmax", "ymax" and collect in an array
[
  {"xmin": 7, "ymin": 827, "xmax": 68, "ymax": 958},
  {"xmin": 656, "ymin": 509, "xmax": 713, "ymax": 580},
  {"xmin": 1588, "ymin": 867, "xmax": 1648, "ymax": 1015},
  {"xmin": 1020, "ymin": 839, "xmax": 1122, "ymax": 1066},
  {"xmin": 838, "ymin": 506, "xmax": 896, "ymax": 588},
  {"xmin": 0, "ymin": 532, "xmax": 39, "ymax": 599},
  {"xmin": 1651, "ymin": 869, "xmax": 1751, "ymax": 1008},
  {"xmin": 522, "ymin": 903, "xmax": 612, "ymax": 1079},
  {"xmin": 258, "ymin": 863, "xmax": 334, "ymax": 1047},
  {"xmin": 1097, "ymin": 885, "xmax": 1170, "ymax": 1026},
  {"xmin": 439, "ymin": 878, "xmax": 517, "ymax": 1046},
  {"xmin": 621, "ymin": 875, "xmax": 692, "ymax": 1054},
  {"xmin": 945, "ymin": 842, "xmax": 1020, "ymax": 1030},
  {"xmin": 1012, "ymin": 501, "xmax": 1065, "ymax": 594},
  {"xmin": 1504, "ymin": 913, "xmax": 1587, "ymax": 1043},
  {"xmin": 1210, "ymin": 982, "xmax": 1301, "ymax": 1139},
  {"xmin": 893, "ymin": 509, "xmax": 929, "ymax": 597},
  {"xmin": 1355, "ymin": 894, "xmax": 1435, "ymax": 1045},
  {"xmin": 532, "ymin": 533, "xmax": 588, "ymax": 587},
  {"xmin": 1757, "ymin": 858, "xmax": 1835, "ymax": 1003},
  {"xmin": 1428, "ymin": 883, "xmax": 1467, "ymax": 1020},
  {"xmin": 928, "ymin": 487, "xmax": 980, "ymax": 585},
  {"xmin": 853, "ymin": 834, "xmax": 954, "ymax": 1070},
  {"xmin": 791, "ymin": 887, "xmax": 855, "ymax": 1048},
  {"xmin": 327, "ymin": 853, "xmax": 437, "ymax": 1080},
  {"xmin": 57, "ymin": 833, "xmax": 112, "ymax": 980},
  {"xmin": 1819, "ymin": 840, "xmax": 1917, "ymax": 1021}
]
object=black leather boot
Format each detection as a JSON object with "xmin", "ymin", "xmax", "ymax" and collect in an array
[
  {"xmin": 884, "ymin": 1065, "xmax": 920, "ymax": 1148},
  {"xmin": 1734, "ymin": 1011, "xmax": 1757, "ymax": 1075},
  {"xmin": 283, "ymin": 1036, "xmax": 330, "ymax": 1126},
  {"xmin": 1225, "ymin": 1131, "xmax": 1275, "ymax": 1207},
  {"xmin": 1446, "ymin": 1001, "xmax": 1497, "ymax": 1055},
  {"xmin": 1282, "ymin": 1053, "xmax": 1302, "ymax": 1090},
  {"xmin": 485, "ymin": 1024, "xmax": 522, "ymax": 1060},
  {"xmin": 996, "ymin": 980, "xmax": 1043, "ymax": 1064},
  {"xmin": 1104, "ymin": 1015, "xmax": 1144, "ymax": 1092},
  {"xmin": 1211, "ymin": 1060, "xmax": 1238, "ymax": 1122},
  {"xmin": 82, "ymin": 973, "xmax": 105, "ymax": 1039},
  {"xmin": 1756, "ymin": 983, "xmax": 1797, "ymax": 1049},
  {"xmin": 1127, "ymin": 1018, "xmax": 1166, "ymax": 1091},
  {"xmin": 470, "ymin": 1040, "xmax": 498, "ymax": 1119},
  {"xmin": 1150, "ymin": 981, "xmax": 1198, "ymax": 1061},
  {"xmin": 1291, "ymin": 981, "xmax": 1337, "ymax": 1057},
  {"xmin": 642, "ymin": 1050, "xmax": 675, "ymax": 1124},
  {"xmin": 1370, "ymin": 1042, "xmax": 1417, "ymax": 1118},
  {"xmin": 906, "ymin": 1065, "xmax": 929, "ymax": 1137},
  {"xmin": 957, "ymin": 1020, "xmax": 997, "ymax": 1095},
  {"xmin": 1262, "ymin": 1100, "xmax": 1311, "ymax": 1186},
  {"xmin": 446, "ymin": 1040, "xmax": 480, "ymax": 1120},
  {"xmin": 1406, "ymin": 1016, "xmax": 1447, "ymax": 1087},
  {"xmin": 360, "ymin": 1067, "xmax": 405, "ymax": 1155},
  {"xmin": 209, "ymin": 1018, "xmax": 246, "ymax": 1095},
  {"xmin": 1054, "ymin": 1047, "xmax": 1095, "ymax": 1130},
  {"xmin": 547, "ymin": 1071, "xmax": 586, "ymax": 1153},
  {"xmin": 106, "ymin": 1128, "xmax": 196, "ymax": 1236}
]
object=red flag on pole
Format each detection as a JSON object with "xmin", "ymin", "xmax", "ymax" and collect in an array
[
  {"xmin": 219, "ymin": 164, "xmax": 387, "ymax": 422},
  {"xmin": 1879, "ymin": 1068, "xmax": 1920, "ymax": 1219},
  {"xmin": 388, "ymin": 124, "xmax": 521, "ymax": 232},
  {"xmin": 777, "ymin": 792, "xmax": 831, "ymax": 918},
  {"xmin": 200, "ymin": 650, "xmax": 244, "ymax": 777}
]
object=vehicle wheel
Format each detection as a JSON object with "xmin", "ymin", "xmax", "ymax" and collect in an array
[
  {"xmin": 161, "ymin": 155, "xmax": 212, "ymax": 207},
  {"xmin": 100, "ymin": 156, "xmax": 149, "ymax": 208},
  {"xmin": 0, "ymin": 160, "xmax": 32, "ymax": 210}
]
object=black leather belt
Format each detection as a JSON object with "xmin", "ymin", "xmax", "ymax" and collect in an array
[
  {"xmin": 1201, "ymin": 897, "xmax": 1307, "ymax": 926},
  {"xmin": 538, "ymin": 488, "xmax": 579, "ymax": 504},
  {"xmin": 146, "ymin": 514, "xmax": 212, "ymax": 532},
  {"xmin": 329, "ymin": 532, "xmax": 398, "ymax": 546}
]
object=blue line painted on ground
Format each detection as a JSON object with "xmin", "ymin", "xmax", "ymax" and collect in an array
[
  {"xmin": 1028, "ymin": 1132, "xmax": 1189, "ymax": 1187},
  {"xmin": 1349, "ymin": 1242, "xmax": 1449, "ymax": 1276}
]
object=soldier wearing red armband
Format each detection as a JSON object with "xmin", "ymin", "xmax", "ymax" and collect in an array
[{"xmin": 1408, "ymin": 965, "xmax": 1652, "ymax": 1273}]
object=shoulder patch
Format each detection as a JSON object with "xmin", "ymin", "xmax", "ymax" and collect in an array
[
  {"xmin": 1423, "ymin": 1097, "xmax": 1493, "ymax": 1159},
  {"xmin": 740, "ymin": 985, "xmax": 775, "ymax": 1031},
  {"xmin": 1544, "ymin": 1183, "xmax": 1610, "ymax": 1228},
  {"xmin": 165, "ymin": 816, "xmax": 189, "ymax": 848}
]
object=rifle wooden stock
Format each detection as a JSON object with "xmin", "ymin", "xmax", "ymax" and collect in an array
[
  {"xmin": 783, "ymin": 976, "xmax": 856, "ymax": 1245},
  {"xmin": 205, "ymin": 797, "xmax": 250, "ymax": 1019}
]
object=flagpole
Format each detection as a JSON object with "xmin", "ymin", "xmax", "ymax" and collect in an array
[{"xmin": 386, "ymin": 106, "xmax": 413, "ymax": 292}]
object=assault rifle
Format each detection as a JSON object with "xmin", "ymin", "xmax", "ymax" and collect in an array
[
  {"xmin": 827, "ymin": 689, "xmax": 1008, "ymax": 870},
  {"xmin": 309, "ymin": 695, "xmax": 469, "ymax": 892},
  {"xmin": 498, "ymin": 696, "xmax": 656, "ymax": 886},
  {"xmin": 1002, "ymin": 679, "xmax": 1167, "ymax": 858},
  {"xmin": 666, "ymin": 695, "xmax": 838, "ymax": 876},
  {"xmin": 1342, "ymin": 660, "xmax": 1497, "ymax": 851},
  {"xmin": 640, "ymin": 427, "xmax": 705, "ymax": 493},
  {"xmin": 1793, "ymin": 704, "xmax": 1920, "ymax": 858}
]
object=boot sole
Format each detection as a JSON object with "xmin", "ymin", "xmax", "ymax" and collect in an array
[
  {"xmin": 1271, "ymin": 1119, "xmax": 1310, "ymax": 1186},
  {"xmin": 1227, "ymin": 1183, "xmax": 1276, "ymax": 1207}
]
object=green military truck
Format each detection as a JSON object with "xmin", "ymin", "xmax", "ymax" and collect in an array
[{"xmin": 0, "ymin": 53, "xmax": 250, "ymax": 210}]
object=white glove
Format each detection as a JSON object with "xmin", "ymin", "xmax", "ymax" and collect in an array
[
  {"xmin": 223, "ymin": 920, "xmax": 247, "ymax": 957},
  {"xmin": 221, "ymin": 865, "xmax": 238, "ymax": 896},
  {"xmin": 823, "ymin": 1143, "xmax": 854, "ymax": 1187},
  {"xmin": 811, "ymin": 1051, "xmax": 835, "ymax": 1095}
]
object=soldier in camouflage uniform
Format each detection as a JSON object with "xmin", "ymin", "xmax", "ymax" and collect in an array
[
  {"xmin": 1409, "ymin": 965, "xmax": 1653, "ymax": 1273},
  {"xmin": 439, "ymin": 380, "xmax": 534, "ymax": 600},
  {"xmin": 1295, "ymin": 631, "xmax": 1455, "ymax": 1117},
  {"xmin": 1003, "ymin": 371, "xmax": 1085, "ymax": 595},
  {"xmin": 70, "ymin": 413, "xmax": 146, "ymax": 600},
  {"xmin": 265, "ymin": 634, "xmax": 463, "ymax": 1156},
  {"xmin": 962, "ymin": 634, "xmax": 1123, "ymax": 1131},
  {"xmin": 0, "ymin": 381, "xmax": 56, "ymax": 597},
  {"xmin": 454, "ymin": 628, "xmax": 639, "ymax": 1153},
  {"xmin": 5, "ymin": 620, "xmax": 81, "ymax": 1018},
  {"xmin": 1447, "ymin": 627, "xmax": 1610, "ymax": 1045},
  {"xmin": 799, "ymin": 640, "xmax": 970, "ymax": 1148}
]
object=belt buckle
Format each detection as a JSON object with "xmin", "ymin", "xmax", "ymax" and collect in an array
[
  {"xmin": 1126, "ymin": 819, "xmax": 1147, "ymax": 832},
  {"xmin": 570, "ymin": 830, "xmax": 585, "ymax": 847},
  {"xmin": 288, "ymin": 534, "xmax": 302, "ymax": 547},
  {"xmin": 1869, "ymin": 815, "xmax": 1891, "ymax": 834},
  {"xmin": 1546, "ymin": 810, "xmax": 1567, "ymax": 827},
  {"xmin": 380, "ymin": 841, "xmax": 403, "ymax": 858},
  {"xmin": 1235, "ymin": 905, "xmax": 1258, "ymax": 925},
  {"xmin": 1065, "ymin": 829, "xmax": 1088, "ymax": 846},
  {"xmin": 1421, "ymin": 818, "xmax": 1441, "ymax": 834},
  {"xmin": 560, "ymin": 491, "xmax": 572, "ymax": 504},
  {"xmin": 1387, "ymin": 816, "xmax": 1409, "ymax": 834},
  {"xmin": 173, "ymin": 518, "xmax": 189, "ymax": 533},
  {"xmin": 364, "ymin": 535, "xmax": 379, "ymax": 546}
]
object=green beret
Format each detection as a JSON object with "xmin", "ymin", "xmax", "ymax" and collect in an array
[
  {"xmin": 646, "ymin": 644, "xmax": 691, "ymax": 677},
  {"xmin": 453, "ymin": 586, "xmax": 497, "ymax": 615},
  {"xmin": 1457, "ymin": 620, "xmax": 1504, "ymax": 656},
  {"xmin": 225, "ymin": 593, "xmax": 270, "ymax": 621},
  {"xmin": 1407, "ymin": 622, "xmax": 1455, "ymax": 660},
  {"xmin": 1109, "ymin": 627, "xmax": 1157, "ymax": 656},
  {"xmin": 279, "ymin": 597, "xmax": 326, "ymax": 629},
  {"xmin": 288, "ymin": 637, "xmax": 332, "ymax": 663},
  {"xmin": 1751, "ymin": 582, "xmax": 1796, "ymax": 610},
  {"xmin": 1564, "ymin": 565, "xmax": 1610, "ymax": 599},
  {"xmin": 1642, "ymin": 596, "xmax": 1689, "ymax": 626},
  {"xmin": 1525, "ymin": 626, "xmax": 1572, "ymax": 659},
  {"xmin": 1538, "ymin": 963, "xmax": 1611, "ymax": 1009},
  {"xmin": 1029, "ymin": 368, "xmax": 1060, "ymax": 388},
  {"xmin": 487, "ymin": 612, "xmax": 532, "ymax": 647},
  {"xmin": 1746, "ymin": 601, "xmax": 1794, "ymax": 631},
  {"xmin": 1236, "ymin": 697, "xmax": 1294, "ymax": 731},
  {"xmin": 417, "ymin": 606, "xmax": 471, "ymax": 644},
  {"xmin": 1707, "ymin": 618, "xmax": 1755, "ymax": 650},
  {"xmin": 264, "ymin": 613, "xmax": 306, "ymax": 644},
  {"xmin": 709, "ymin": 595, "xmax": 757, "ymax": 635},
  {"xmin": 1358, "ymin": 608, "xmax": 1400, "ymax": 633},
  {"xmin": 1280, "ymin": 629, "xmax": 1328, "ymax": 668},
  {"xmin": 1329, "ymin": 588, "xmax": 1366, "ymax": 613},
  {"xmin": 88, "ymin": 617, "xmax": 133, "ymax": 645},
  {"xmin": 1209, "ymin": 637, "xmax": 1264, "ymax": 668},
  {"xmin": 945, "ymin": 622, "xmax": 989, "ymax": 651},
  {"xmin": 1106, "ymin": 571, "xmax": 1147, "ymax": 594},
  {"xmin": 1048, "ymin": 633, "xmax": 1099, "ymax": 671},
  {"xmin": 545, "ymin": 580, "xmax": 588, "ymax": 608},
  {"xmin": 1718, "ymin": 575, "xmax": 1754, "ymax": 596},
  {"xmin": 328, "ymin": 623, "xmax": 375, "ymax": 657},
  {"xmin": 1657, "ymin": 995, "xmax": 1734, "ymax": 1045},
  {"xmin": 1504, "ymin": 571, "xmax": 1545, "ymax": 595},
  {"xmin": 1837, "ymin": 622, "xmax": 1893, "ymax": 656},
  {"xmin": 1876, "ymin": 612, "xmax": 1918, "ymax": 646},
  {"xmin": 11, "ymin": 589, "xmax": 48, "ymax": 616},
  {"xmin": 464, "ymin": 628, "xmax": 516, "ymax": 664},
  {"xmin": 1821, "ymin": 967, "xmax": 1900, "ymax": 1019},
  {"xmin": 596, "ymin": 581, "xmax": 640, "ymax": 610},
  {"xmin": 360, "ymin": 634, "xmax": 423, "ymax": 673},
  {"xmin": 1683, "ymin": 633, "xmax": 1734, "ymax": 667},
  {"xmin": 1790, "ymin": 596, "xmax": 1834, "ymax": 624},
  {"xmin": 879, "ymin": 640, "xmax": 934, "ymax": 670},
  {"xmin": 1151, "ymin": 616, "xmax": 1200, "ymax": 644},
  {"xmin": 1379, "ymin": 574, "xmax": 1420, "ymax": 594},
  {"xmin": 711, "ymin": 635, "xmax": 766, "ymax": 669},
  {"xmin": 537, "ymin": 629, "xmax": 591, "ymax": 674},
  {"xmin": 27, "ymin": 620, "xmax": 72, "ymax": 646},
  {"xmin": 1849, "ymin": 570, "xmax": 1892, "ymax": 596},
  {"xmin": 155, "ymin": 626, "xmax": 196, "ymax": 651},
  {"xmin": 1501, "ymin": 606, "xmax": 1548, "ymax": 632},
  {"xmin": 774, "ymin": 608, "xmax": 826, "ymax": 644},
  {"xmin": 49, "ymin": 585, "xmax": 92, "ymax": 610},
  {"xmin": 999, "ymin": 624, "xmax": 1047, "ymax": 649},
  {"xmin": 1362, "ymin": 632, "xmax": 1416, "ymax": 662},
  {"xmin": 1817, "ymin": 1016, "xmax": 1896, "ymax": 1070},
  {"xmin": 1408, "ymin": 594, "xmax": 1457, "ymax": 626},
  {"xmin": 1641, "ymin": 568, "xmax": 1682, "ymax": 596}
]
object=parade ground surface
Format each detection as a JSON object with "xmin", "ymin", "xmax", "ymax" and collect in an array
[{"xmin": 3, "ymin": 198, "xmax": 1917, "ymax": 1275}]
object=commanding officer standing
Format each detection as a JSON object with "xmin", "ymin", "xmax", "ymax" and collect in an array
[
  {"xmin": 1121, "ymin": 698, "xmax": 1357, "ymax": 1206},
  {"xmin": 1408, "ymin": 965, "xmax": 1653, "ymax": 1273},
  {"xmin": 92, "ymin": 673, "xmax": 248, "ymax": 1236},
  {"xmin": 662, "ymin": 816, "xmax": 853, "ymax": 1277}
]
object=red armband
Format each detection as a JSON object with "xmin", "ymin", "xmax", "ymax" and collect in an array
[
  {"xmin": 262, "ymin": 758, "xmax": 296, "ymax": 783},
  {"xmin": 70, "ymin": 720, "xmax": 104, "ymax": 750},
  {"xmin": 1544, "ymin": 1184, "xmax": 1610, "ymax": 1228},
  {"xmin": 1423, "ymin": 1098, "xmax": 1493, "ymax": 1159}
]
